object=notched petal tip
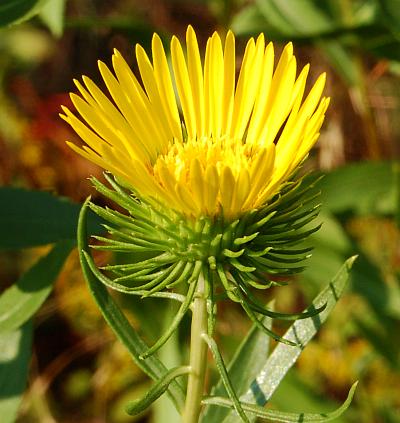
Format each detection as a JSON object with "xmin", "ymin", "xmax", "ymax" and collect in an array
[
  {"xmin": 113, "ymin": 47, "xmax": 122, "ymax": 57},
  {"xmin": 60, "ymin": 104, "xmax": 70, "ymax": 114}
]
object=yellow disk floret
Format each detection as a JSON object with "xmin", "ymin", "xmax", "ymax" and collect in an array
[{"xmin": 61, "ymin": 26, "xmax": 329, "ymax": 220}]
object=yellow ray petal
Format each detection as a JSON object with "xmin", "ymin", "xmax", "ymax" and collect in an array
[
  {"xmin": 152, "ymin": 34, "xmax": 183, "ymax": 142},
  {"xmin": 97, "ymin": 60, "xmax": 159, "ymax": 161},
  {"xmin": 186, "ymin": 26, "xmax": 205, "ymax": 137},
  {"xmin": 171, "ymin": 36, "xmax": 197, "ymax": 140},
  {"xmin": 136, "ymin": 44, "xmax": 176, "ymax": 146},
  {"xmin": 204, "ymin": 32, "xmax": 224, "ymax": 138},
  {"xmin": 246, "ymin": 42, "xmax": 274, "ymax": 144},
  {"xmin": 64, "ymin": 27, "xmax": 329, "ymax": 220},
  {"xmin": 221, "ymin": 30, "xmax": 235, "ymax": 135}
]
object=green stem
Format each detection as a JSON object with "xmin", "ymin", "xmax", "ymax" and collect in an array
[{"xmin": 182, "ymin": 272, "xmax": 208, "ymax": 423}]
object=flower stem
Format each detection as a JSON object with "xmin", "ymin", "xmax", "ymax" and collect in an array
[{"xmin": 182, "ymin": 272, "xmax": 208, "ymax": 423}]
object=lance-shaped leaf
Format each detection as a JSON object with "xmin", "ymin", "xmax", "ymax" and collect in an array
[
  {"xmin": 0, "ymin": 321, "xmax": 33, "ymax": 423},
  {"xmin": 0, "ymin": 188, "xmax": 103, "ymax": 250},
  {"xmin": 77, "ymin": 199, "xmax": 185, "ymax": 412},
  {"xmin": 203, "ymin": 381, "xmax": 357, "ymax": 423},
  {"xmin": 202, "ymin": 305, "xmax": 273, "ymax": 423},
  {"xmin": 0, "ymin": 240, "xmax": 74, "ymax": 333},
  {"xmin": 223, "ymin": 256, "xmax": 357, "ymax": 421}
]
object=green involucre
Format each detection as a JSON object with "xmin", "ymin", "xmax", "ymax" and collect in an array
[{"xmin": 86, "ymin": 172, "xmax": 324, "ymax": 352}]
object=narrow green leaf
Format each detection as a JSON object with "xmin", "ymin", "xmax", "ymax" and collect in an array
[
  {"xmin": 0, "ymin": 321, "xmax": 33, "ymax": 423},
  {"xmin": 0, "ymin": 188, "xmax": 104, "ymax": 250},
  {"xmin": 225, "ymin": 257, "xmax": 356, "ymax": 419},
  {"xmin": 77, "ymin": 199, "xmax": 185, "ymax": 412},
  {"xmin": 271, "ymin": 371, "xmax": 349, "ymax": 423},
  {"xmin": 202, "ymin": 334, "xmax": 249, "ymax": 423},
  {"xmin": 202, "ymin": 381, "xmax": 358, "ymax": 422},
  {"xmin": 202, "ymin": 307, "xmax": 273, "ymax": 423},
  {"xmin": 38, "ymin": 0, "xmax": 66, "ymax": 37},
  {"xmin": 0, "ymin": 240, "xmax": 74, "ymax": 333}
]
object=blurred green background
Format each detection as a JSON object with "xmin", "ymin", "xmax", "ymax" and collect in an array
[{"xmin": 0, "ymin": 0, "xmax": 399, "ymax": 422}]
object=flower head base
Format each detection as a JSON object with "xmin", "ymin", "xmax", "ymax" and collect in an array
[
  {"xmin": 61, "ymin": 26, "xmax": 329, "ymax": 220},
  {"xmin": 84, "ymin": 170, "xmax": 324, "ymax": 353}
]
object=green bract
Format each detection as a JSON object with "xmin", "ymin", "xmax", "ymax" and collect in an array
[{"xmin": 83, "ymin": 172, "xmax": 325, "ymax": 356}]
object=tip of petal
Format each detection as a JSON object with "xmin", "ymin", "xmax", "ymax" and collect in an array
[
  {"xmin": 60, "ymin": 104, "xmax": 70, "ymax": 114},
  {"xmin": 69, "ymin": 92, "xmax": 78, "ymax": 102},
  {"xmin": 171, "ymin": 35, "xmax": 180, "ymax": 48},
  {"xmin": 226, "ymin": 29, "xmax": 235, "ymax": 41},
  {"xmin": 81, "ymin": 75, "xmax": 92, "ymax": 85},
  {"xmin": 152, "ymin": 32, "xmax": 163, "ymax": 48},
  {"xmin": 97, "ymin": 60, "xmax": 107, "ymax": 74},
  {"xmin": 135, "ymin": 43, "xmax": 146, "ymax": 57},
  {"xmin": 187, "ymin": 25, "xmax": 196, "ymax": 37},
  {"xmin": 113, "ymin": 48, "xmax": 121, "ymax": 57},
  {"xmin": 283, "ymin": 41, "xmax": 293, "ymax": 56},
  {"xmin": 256, "ymin": 32, "xmax": 265, "ymax": 45}
]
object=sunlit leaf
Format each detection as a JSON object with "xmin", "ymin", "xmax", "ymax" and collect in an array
[
  {"xmin": 78, "ymin": 199, "xmax": 186, "ymax": 412},
  {"xmin": 225, "ymin": 257, "xmax": 356, "ymax": 416},
  {"xmin": 271, "ymin": 371, "xmax": 349, "ymax": 423},
  {"xmin": 38, "ymin": 0, "xmax": 66, "ymax": 37},
  {"xmin": 203, "ymin": 382, "xmax": 357, "ymax": 422},
  {"xmin": 0, "ymin": 321, "xmax": 33, "ymax": 423},
  {"xmin": 0, "ymin": 240, "xmax": 74, "ymax": 333},
  {"xmin": 202, "ymin": 307, "xmax": 273, "ymax": 423}
]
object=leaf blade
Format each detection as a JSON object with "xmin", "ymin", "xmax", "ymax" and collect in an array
[
  {"xmin": 77, "ymin": 199, "xmax": 186, "ymax": 412},
  {"xmin": 224, "ymin": 256, "xmax": 356, "ymax": 421},
  {"xmin": 0, "ymin": 0, "xmax": 46, "ymax": 27},
  {"xmin": 0, "ymin": 187, "xmax": 103, "ymax": 250},
  {"xmin": 0, "ymin": 321, "xmax": 33, "ymax": 423},
  {"xmin": 0, "ymin": 240, "xmax": 74, "ymax": 333},
  {"xmin": 202, "ymin": 306, "xmax": 273, "ymax": 423}
]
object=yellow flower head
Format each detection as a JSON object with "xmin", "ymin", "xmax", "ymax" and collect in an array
[{"xmin": 61, "ymin": 26, "xmax": 329, "ymax": 220}]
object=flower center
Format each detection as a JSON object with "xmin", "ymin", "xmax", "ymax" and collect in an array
[
  {"xmin": 153, "ymin": 136, "xmax": 253, "ymax": 184},
  {"xmin": 145, "ymin": 136, "xmax": 274, "ymax": 219}
]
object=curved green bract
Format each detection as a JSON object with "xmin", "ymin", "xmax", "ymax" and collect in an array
[
  {"xmin": 125, "ymin": 366, "xmax": 191, "ymax": 415},
  {"xmin": 87, "ymin": 173, "xmax": 322, "ymax": 326},
  {"xmin": 77, "ymin": 199, "xmax": 185, "ymax": 412}
]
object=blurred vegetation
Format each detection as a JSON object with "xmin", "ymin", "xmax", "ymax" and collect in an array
[{"xmin": 0, "ymin": 0, "xmax": 399, "ymax": 422}]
